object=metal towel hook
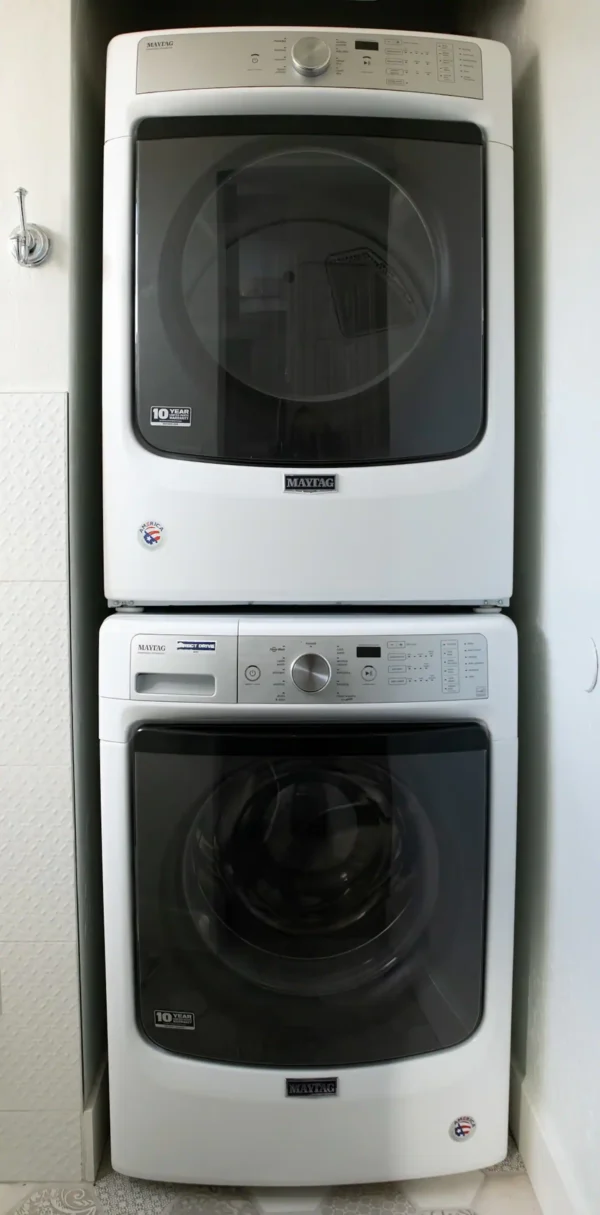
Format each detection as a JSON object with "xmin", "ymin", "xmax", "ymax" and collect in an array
[{"xmin": 9, "ymin": 187, "xmax": 51, "ymax": 267}]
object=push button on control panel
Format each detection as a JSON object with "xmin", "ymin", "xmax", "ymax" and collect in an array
[{"xmin": 244, "ymin": 665, "xmax": 261, "ymax": 682}]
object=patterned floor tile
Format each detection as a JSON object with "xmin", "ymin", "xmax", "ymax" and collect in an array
[
  {"xmin": 0, "ymin": 1144, "xmax": 532, "ymax": 1215},
  {"xmin": 3, "ymin": 1188, "xmax": 98, "ymax": 1214},
  {"xmin": 323, "ymin": 1185, "xmax": 416, "ymax": 1214},
  {"xmin": 166, "ymin": 1190, "xmax": 258, "ymax": 1214},
  {"xmin": 0, "ymin": 1187, "xmax": 35, "ymax": 1215},
  {"xmin": 93, "ymin": 1159, "xmax": 177, "ymax": 1215},
  {"xmin": 483, "ymin": 1136, "xmax": 525, "ymax": 1175}
]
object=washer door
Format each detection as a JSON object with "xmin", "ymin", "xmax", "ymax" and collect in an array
[
  {"xmin": 132, "ymin": 723, "xmax": 489, "ymax": 1068},
  {"xmin": 135, "ymin": 116, "xmax": 484, "ymax": 466}
]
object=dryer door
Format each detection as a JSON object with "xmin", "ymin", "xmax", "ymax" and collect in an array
[
  {"xmin": 135, "ymin": 116, "xmax": 484, "ymax": 466},
  {"xmin": 132, "ymin": 722, "xmax": 489, "ymax": 1068}
]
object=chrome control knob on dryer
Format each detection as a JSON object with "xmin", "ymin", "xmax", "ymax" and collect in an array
[
  {"xmin": 291, "ymin": 653, "xmax": 332, "ymax": 693},
  {"xmin": 291, "ymin": 37, "xmax": 332, "ymax": 77}
]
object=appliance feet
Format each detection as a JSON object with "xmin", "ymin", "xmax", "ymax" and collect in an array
[{"xmin": 249, "ymin": 1188, "xmax": 330, "ymax": 1215}]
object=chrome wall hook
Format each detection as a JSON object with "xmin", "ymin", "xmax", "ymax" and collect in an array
[{"xmin": 9, "ymin": 187, "xmax": 51, "ymax": 267}]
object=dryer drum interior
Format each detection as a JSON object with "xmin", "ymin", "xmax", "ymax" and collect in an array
[{"xmin": 132, "ymin": 723, "xmax": 490, "ymax": 1069}]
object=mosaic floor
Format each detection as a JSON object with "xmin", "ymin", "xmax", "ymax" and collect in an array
[{"xmin": 0, "ymin": 1140, "xmax": 541, "ymax": 1215}]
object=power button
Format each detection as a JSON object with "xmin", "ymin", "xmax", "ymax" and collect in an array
[{"xmin": 245, "ymin": 665, "xmax": 261, "ymax": 682}]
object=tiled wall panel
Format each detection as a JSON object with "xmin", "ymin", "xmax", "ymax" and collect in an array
[
  {"xmin": 0, "ymin": 1113, "xmax": 81, "ymax": 1182},
  {"xmin": 0, "ymin": 394, "xmax": 67, "ymax": 582},
  {"xmin": 0, "ymin": 581, "xmax": 71, "ymax": 768},
  {"xmin": 0, "ymin": 942, "xmax": 81, "ymax": 1111},
  {"xmin": 0, "ymin": 392, "xmax": 82, "ymax": 1179},
  {"xmin": 0, "ymin": 768, "xmax": 76, "ymax": 941}
]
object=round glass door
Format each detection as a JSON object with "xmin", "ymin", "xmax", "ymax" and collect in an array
[
  {"xmin": 182, "ymin": 756, "xmax": 439, "ymax": 997},
  {"xmin": 180, "ymin": 146, "xmax": 436, "ymax": 403},
  {"xmin": 136, "ymin": 118, "xmax": 485, "ymax": 465},
  {"xmin": 133, "ymin": 724, "xmax": 489, "ymax": 1068}
]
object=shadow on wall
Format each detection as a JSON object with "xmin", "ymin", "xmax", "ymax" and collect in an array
[
  {"xmin": 105, "ymin": 1, "xmax": 467, "ymax": 35},
  {"xmin": 70, "ymin": 0, "xmax": 120, "ymax": 1105},
  {"xmin": 507, "ymin": 49, "xmax": 551, "ymax": 1093},
  {"xmin": 460, "ymin": 0, "xmax": 528, "ymax": 37}
]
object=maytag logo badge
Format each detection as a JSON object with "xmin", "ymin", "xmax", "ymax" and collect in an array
[
  {"xmin": 286, "ymin": 1078, "xmax": 338, "ymax": 1097},
  {"xmin": 284, "ymin": 474, "xmax": 337, "ymax": 493}
]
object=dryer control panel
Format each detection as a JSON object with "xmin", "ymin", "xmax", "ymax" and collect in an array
[
  {"xmin": 136, "ymin": 30, "xmax": 483, "ymax": 100},
  {"xmin": 238, "ymin": 632, "xmax": 488, "ymax": 704}
]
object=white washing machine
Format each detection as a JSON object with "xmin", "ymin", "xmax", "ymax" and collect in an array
[
  {"xmin": 103, "ymin": 27, "xmax": 514, "ymax": 608},
  {"xmin": 100, "ymin": 610, "xmax": 517, "ymax": 1186}
]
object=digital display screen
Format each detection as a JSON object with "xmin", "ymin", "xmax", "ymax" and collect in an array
[
  {"xmin": 357, "ymin": 646, "xmax": 382, "ymax": 658},
  {"xmin": 355, "ymin": 40, "xmax": 379, "ymax": 51}
]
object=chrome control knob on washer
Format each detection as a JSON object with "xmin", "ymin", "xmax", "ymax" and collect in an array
[
  {"xmin": 291, "ymin": 653, "xmax": 332, "ymax": 693},
  {"xmin": 291, "ymin": 37, "xmax": 332, "ymax": 77}
]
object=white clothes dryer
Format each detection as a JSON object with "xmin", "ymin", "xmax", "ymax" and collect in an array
[
  {"xmin": 100, "ymin": 610, "xmax": 517, "ymax": 1185},
  {"xmin": 103, "ymin": 27, "xmax": 514, "ymax": 608}
]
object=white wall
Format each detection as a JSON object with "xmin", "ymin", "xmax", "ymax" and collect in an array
[
  {"xmin": 0, "ymin": 0, "xmax": 71, "ymax": 392},
  {"xmin": 472, "ymin": 2, "xmax": 600, "ymax": 1213},
  {"xmin": 0, "ymin": 0, "xmax": 85, "ymax": 1182}
]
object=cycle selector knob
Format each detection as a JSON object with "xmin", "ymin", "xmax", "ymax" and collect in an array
[
  {"xmin": 291, "ymin": 652, "xmax": 332, "ymax": 693},
  {"xmin": 291, "ymin": 36, "xmax": 332, "ymax": 77}
]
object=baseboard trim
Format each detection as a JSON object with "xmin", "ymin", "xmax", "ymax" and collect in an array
[
  {"xmin": 81, "ymin": 1055, "xmax": 109, "ymax": 1182},
  {"xmin": 510, "ymin": 1062, "xmax": 589, "ymax": 1215}
]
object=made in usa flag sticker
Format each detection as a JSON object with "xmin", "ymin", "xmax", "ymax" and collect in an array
[
  {"xmin": 138, "ymin": 520, "xmax": 164, "ymax": 548},
  {"xmin": 450, "ymin": 1116, "xmax": 476, "ymax": 1141}
]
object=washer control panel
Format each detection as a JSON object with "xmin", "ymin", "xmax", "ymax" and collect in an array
[
  {"xmin": 137, "ymin": 30, "xmax": 483, "ymax": 100},
  {"xmin": 238, "ymin": 633, "xmax": 488, "ymax": 704}
]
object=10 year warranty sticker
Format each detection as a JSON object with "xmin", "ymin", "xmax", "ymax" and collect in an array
[
  {"xmin": 151, "ymin": 407, "xmax": 191, "ymax": 427},
  {"xmin": 139, "ymin": 521, "xmax": 164, "ymax": 548}
]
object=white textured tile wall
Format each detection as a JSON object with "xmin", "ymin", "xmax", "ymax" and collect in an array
[
  {"xmin": 0, "ymin": 942, "xmax": 81, "ymax": 1110},
  {"xmin": 0, "ymin": 394, "xmax": 68, "ymax": 582},
  {"xmin": 0, "ymin": 1113, "xmax": 81, "ymax": 1182},
  {"xmin": 0, "ymin": 768, "xmax": 76, "ymax": 940},
  {"xmin": 0, "ymin": 581, "xmax": 71, "ymax": 768},
  {"xmin": 0, "ymin": 392, "xmax": 82, "ymax": 1179}
]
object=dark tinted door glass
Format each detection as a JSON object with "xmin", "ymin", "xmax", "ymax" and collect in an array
[
  {"xmin": 135, "ymin": 117, "xmax": 484, "ymax": 466},
  {"xmin": 133, "ymin": 724, "xmax": 489, "ymax": 1068}
]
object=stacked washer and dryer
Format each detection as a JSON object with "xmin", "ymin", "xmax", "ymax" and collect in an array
[{"xmin": 100, "ymin": 25, "xmax": 517, "ymax": 1196}]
